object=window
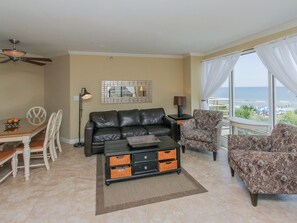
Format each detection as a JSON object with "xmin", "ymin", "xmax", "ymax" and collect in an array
[
  {"xmin": 275, "ymin": 79, "xmax": 297, "ymax": 126},
  {"xmin": 233, "ymin": 53, "xmax": 270, "ymax": 124},
  {"xmin": 209, "ymin": 51, "xmax": 297, "ymax": 140},
  {"xmin": 209, "ymin": 78, "xmax": 230, "ymax": 137}
]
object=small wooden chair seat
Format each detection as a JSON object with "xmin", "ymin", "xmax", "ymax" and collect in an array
[
  {"xmin": 33, "ymin": 132, "xmax": 46, "ymax": 141},
  {"xmin": 0, "ymin": 149, "xmax": 16, "ymax": 162},
  {"xmin": 16, "ymin": 139, "xmax": 44, "ymax": 151},
  {"xmin": 0, "ymin": 148, "xmax": 17, "ymax": 183}
]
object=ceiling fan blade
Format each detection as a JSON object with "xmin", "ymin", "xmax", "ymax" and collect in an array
[
  {"xmin": 21, "ymin": 60, "xmax": 46, "ymax": 66},
  {"xmin": 0, "ymin": 58, "xmax": 11, "ymax": 63},
  {"xmin": 24, "ymin": 57, "xmax": 52, "ymax": 62},
  {"xmin": 0, "ymin": 53, "xmax": 8, "ymax": 58}
]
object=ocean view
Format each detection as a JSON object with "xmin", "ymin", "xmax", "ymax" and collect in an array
[{"xmin": 212, "ymin": 87, "xmax": 297, "ymax": 109}]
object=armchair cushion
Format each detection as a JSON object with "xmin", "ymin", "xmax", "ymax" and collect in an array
[{"xmin": 182, "ymin": 129, "xmax": 212, "ymax": 143}]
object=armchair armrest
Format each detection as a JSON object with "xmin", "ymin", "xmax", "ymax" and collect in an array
[
  {"xmin": 181, "ymin": 118, "xmax": 196, "ymax": 130},
  {"xmin": 84, "ymin": 121, "xmax": 95, "ymax": 157},
  {"xmin": 180, "ymin": 119, "xmax": 196, "ymax": 139},
  {"xmin": 212, "ymin": 121, "xmax": 223, "ymax": 151},
  {"xmin": 228, "ymin": 134, "xmax": 272, "ymax": 152},
  {"xmin": 163, "ymin": 116, "xmax": 177, "ymax": 141}
]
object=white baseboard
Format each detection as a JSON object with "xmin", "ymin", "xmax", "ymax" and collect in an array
[{"xmin": 60, "ymin": 137, "xmax": 80, "ymax": 144}]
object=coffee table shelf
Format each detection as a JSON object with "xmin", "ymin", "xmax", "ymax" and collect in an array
[{"xmin": 104, "ymin": 136, "xmax": 181, "ymax": 186}]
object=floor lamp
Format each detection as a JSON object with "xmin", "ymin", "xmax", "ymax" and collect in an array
[{"xmin": 74, "ymin": 87, "xmax": 92, "ymax": 148}]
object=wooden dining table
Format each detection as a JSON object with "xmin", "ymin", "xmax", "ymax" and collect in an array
[{"xmin": 0, "ymin": 117, "xmax": 47, "ymax": 181}]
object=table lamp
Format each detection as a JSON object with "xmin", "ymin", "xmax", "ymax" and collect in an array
[{"xmin": 174, "ymin": 96, "xmax": 186, "ymax": 117}]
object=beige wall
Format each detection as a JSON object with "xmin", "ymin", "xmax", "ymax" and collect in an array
[
  {"xmin": 44, "ymin": 55, "xmax": 70, "ymax": 139},
  {"xmin": 69, "ymin": 55, "xmax": 184, "ymax": 140},
  {"xmin": 183, "ymin": 56, "xmax": 191, "ymax": 114},
  {"xmin": 183, "ymin": 55, "xmax": 203, "ymax": 115},
  {"xmin": 190, "ymin": 56, "xmax": 203, "ymax": 112},
  {"xmin": 0, "ymin": 62, "xmax": 44, "ymax": 119}
]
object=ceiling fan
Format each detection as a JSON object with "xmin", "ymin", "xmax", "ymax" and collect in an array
[{"xmin": 0, "ymin": 39, "xmax": 52, "ymax": 66}]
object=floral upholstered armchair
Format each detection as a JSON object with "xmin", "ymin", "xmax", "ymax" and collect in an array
[
  {"xmin": 228, "ymin": 123, "xmax": 297, "ymax": 206},
  {"xmin": 181, "ymin": 109, "xmax": 223, "ymax": 161}
]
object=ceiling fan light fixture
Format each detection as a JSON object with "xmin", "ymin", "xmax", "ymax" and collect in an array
[{"xmin": 2, "ymin": 49, "xmax": 26, "ymax": 57}]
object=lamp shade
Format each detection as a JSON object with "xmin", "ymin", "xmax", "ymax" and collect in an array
[
  {"xmin": 174, "ymin": 96, "xmax": 186, "ymax": 106},
  {"xmin": 2, "ymin": 49, "xmax": 26, "ymax": 57},
  {"xmin": 81, "ymin": 88, "xmax": 92, "ymax": 100}
]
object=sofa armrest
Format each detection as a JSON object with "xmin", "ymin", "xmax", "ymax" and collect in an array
[
  {"xmin": 84, "ymin": 121, "xmax": 95, "ymax": 157},
  {"xmin": 163, "ymin": 116, "xmax": 177, "ymax": 141},
  {"xmin": 228, "ymin": 134, "xmax": 272, "ymax": 152}
]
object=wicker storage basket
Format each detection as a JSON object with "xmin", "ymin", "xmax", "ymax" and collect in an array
[
  {"xmin": 158, "ymin": 160, "xmax": 177, "ymax": 172},
  {"xmin": 109, "ymin": 154, "xmax": 130, "ymax": 166},
  {"xmin": 158, "ymin": 149, "xmax": 176, "ymax": 161},
  {"xmin": 110, "ymin": 166, "xmax": 132, "ymax": 179}
]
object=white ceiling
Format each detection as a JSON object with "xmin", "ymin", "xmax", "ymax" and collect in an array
[{"xmin": 1, "ymin": 0, "xmax": 297, "ymax": 57}]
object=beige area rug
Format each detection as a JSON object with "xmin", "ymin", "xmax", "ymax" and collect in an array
[{"xmin": 96, "ymin": 155, "xmax": 207, "ymax": 215}]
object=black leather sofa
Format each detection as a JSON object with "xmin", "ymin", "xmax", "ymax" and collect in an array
[{"xmin": 84, "ymin": 108, "xmax": 177, "ymax": 156}]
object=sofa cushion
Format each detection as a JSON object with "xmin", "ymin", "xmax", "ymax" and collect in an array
[
  {"xmin": 140, "ymin": 108, "xmax": 165, "ymax": 125},
  {"xmin": 118, "ymin": 109, "xmax": 141, "ymax": 127},
  {"xmin": 144, "ymin": 125, "xmax": 171, "ymax": 136},
  {"xmin": 90, "ymin": 111, "xmax": 119, "ymax": 128},
  {"xmin": 183, "ymin": 129, "xmax": 212, "ymax": 143},
  {"xmin": 93, "ymin": 127, "xmax": 121, "ymax": 142},
  {"xmin": 121, "ymin": 126, "xmax": 147, "ymax": 139}
]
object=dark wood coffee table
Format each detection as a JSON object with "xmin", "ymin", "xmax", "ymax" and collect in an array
[{"xmin": 104, "ymin": 136, "xmax": 181, "ymax": 186}]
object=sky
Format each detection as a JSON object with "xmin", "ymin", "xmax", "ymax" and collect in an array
[{"xmin": 221, "ymin": 52, "xmax": 283, "ymax": 87}]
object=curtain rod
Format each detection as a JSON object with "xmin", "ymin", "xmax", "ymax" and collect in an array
[
  {"xmin": 202, "ymin": 51, "xmax": 241, "ymax": 62},
  {"xmin": 257, "ymin": 32, "xmax": 297, "ymax": 47},
  {"xmin": 202, "ymin": 32, "xmax": 297, "ymax": 62}
]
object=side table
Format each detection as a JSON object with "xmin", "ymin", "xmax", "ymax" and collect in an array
[{"xmin": 168, "ymin": 114, "xmax": 193, "ymax": 152}]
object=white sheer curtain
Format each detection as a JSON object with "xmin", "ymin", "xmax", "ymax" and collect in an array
[
  {"xmin": 201, "ymin": 52, "xmax": 240, "ymax": 109},
  {"xmin": 255, "ymin": 35, "xmax": 297, "ymax": 95}
]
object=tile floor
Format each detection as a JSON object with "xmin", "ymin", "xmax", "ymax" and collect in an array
[{"xmin": 0, "ymin": 143, "xmax": 296, "ymax": 223}]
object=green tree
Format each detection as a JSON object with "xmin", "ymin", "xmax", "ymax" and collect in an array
[
  {"xmin": 235, "ymin": 105, "xmax": 256, "ymax": 119},
  {"xmin": 277, "ymin": 109, "xmax": 297, "ymax": 126}
]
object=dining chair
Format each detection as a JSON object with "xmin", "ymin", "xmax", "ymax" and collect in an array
[
  {"xmin": 0, "ymin": 148, "xmax": 17, "ymax": 183},
  {"xmin": 26, "ymin": 106, "xmax": 47, "ymax": 123},
  {"xmin": 53, "ymin": 109, "xmax": 63, "ymax": 156},
  {"xmin": 35, "ymin": 109, "xmax": 63, "ymax": 161},
  {"xmin": 15, "ymin": 112, "xmax": 56, "ymax": 172}
]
